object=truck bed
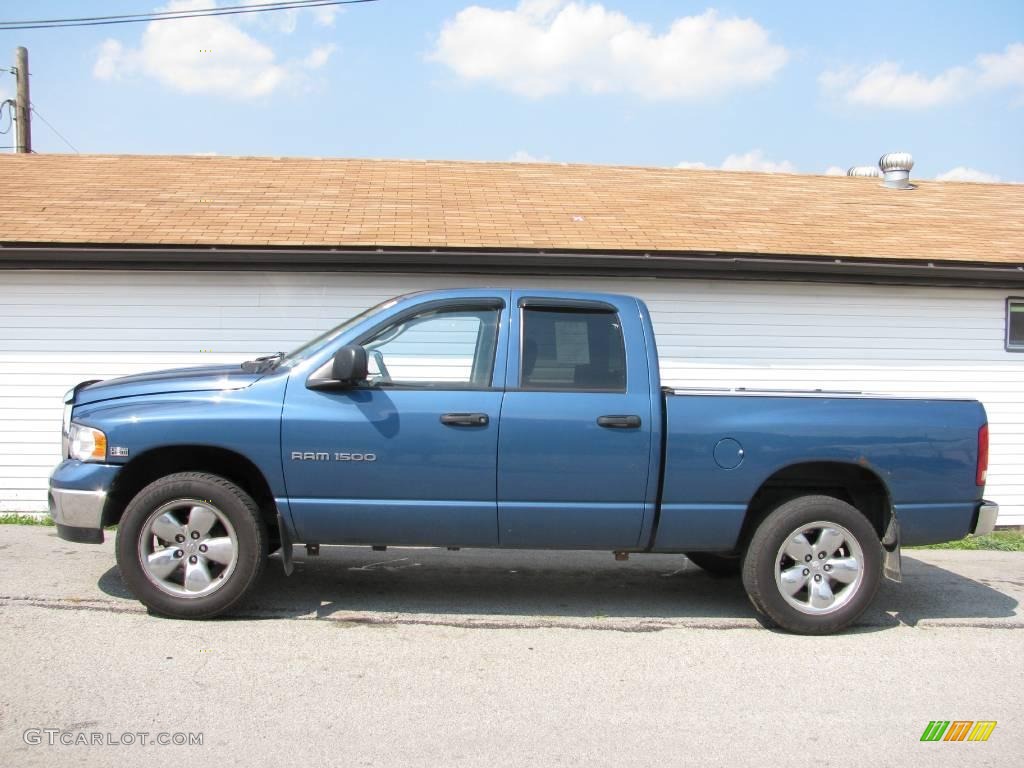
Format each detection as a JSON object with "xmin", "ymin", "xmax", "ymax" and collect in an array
[{"xmin": 654, "ymin": 391, "xmax": 987, "ymax": 550}]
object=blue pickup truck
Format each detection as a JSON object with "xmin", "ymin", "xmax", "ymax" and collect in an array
[{"xmin": 50, "ymin": 288, "xmax": 997, "ymax": 633}]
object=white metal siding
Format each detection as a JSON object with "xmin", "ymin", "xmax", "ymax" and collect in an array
[{"xmin": 1, "ymin": 270, "xmax": 1020, "ymax": 524}]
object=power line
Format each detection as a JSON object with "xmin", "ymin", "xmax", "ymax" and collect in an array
[
  {"xmin": 1, "ymin": 0, "xmax": 342, "ymax": 25},
  {"xmin": 0, "ymin": 0, "xmax": 379, "ymax": 30},
  {"xmin": 28, "ymin": 103, "xmax": 79, "ymax": 153},
  {"xmin": 2, "ymin": 0, "xmax": 324, "ymax": 25},
  {"xmin": 0, "ymin": 100, "xmax": 13, "ymax": 135}
]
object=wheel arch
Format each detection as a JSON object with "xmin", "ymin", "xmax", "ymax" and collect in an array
[
  {"xmin": 739, "ymin": 460, "xmax": 894, "ymax": 550},
  {"xmin": 103, "ymin": 445, "xmax": 281, "ymax": 546}
]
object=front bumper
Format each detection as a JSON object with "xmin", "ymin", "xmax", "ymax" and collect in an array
[
  {"xmin": 973, "ymin": 500, "xmax": 999, "ymax": 537},
  {"xmin": 50, "ymin": 488, "xmax": 107, "ymax": 543},
  {"xmin": 48, "ymin": 460, "xmax": 121, "ymax": 544}
]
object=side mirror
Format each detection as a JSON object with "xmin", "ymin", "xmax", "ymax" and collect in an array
[{"xmin": 331, "ymin": 345, "xmax": 369, "ymax": 384}]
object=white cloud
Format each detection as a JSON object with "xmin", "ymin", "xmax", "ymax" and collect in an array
[
  {"xmin": 821, "ymin": 41, "xmax": 1024, "ymax": 108},
  {"xmin": 508, "ymin": 150, "xmax": 551, "ymax": 162},
  {"xmin": 93, "ymin": 39, "xmax": 125, "ymax": 80},
  {"xmin": 302, "ymin": 44, "xmax": 337, "ymax": 70},
  {"xmin": 431, "ymin": 2, "xmax": 788, "ymax": 100},
  {"xmin": 977, "ymin": 42, "xmax": 1024, "ymax": 89},
  {"xmin": 935, "ymin": 166, "xmax": 1002, "ymax": 183},
  {"xmin": 720, "ymin": 149, "xmax": 796, "ymax": 173},
  {"xmin": 824, "ymin": 166, "xmax": 846, "ymax": 176},
  {"xmin": 676, "ymin": 149, "xmax": 795, "ymax": 174},
  {"xmin": 816, "ymin": 68, "xmax": 853, "ymax": 92},
  {"xmin": 312, "ymin": 6, "xmax": 342, "ymax": 27},
  {"xmin": 257, "ymin": 7, "xmax": 298, "ymax": 34},
  {"xmin": 820, "ymin": 62, "xmax": 969, "ymax": 108},
  {"xmin": 92, "ymin": 1, "xmax": 337, "ymax": 99},
  {"xmin": 240, "ymin": 0, "xmax": 341, "ymax": 33}
]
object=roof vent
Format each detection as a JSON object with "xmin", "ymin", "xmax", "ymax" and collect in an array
[
  {"xmin": 847, "ymin": 166, "xmax": 881, "ymax": 177},
  {"xmin": 879, "ymin": 152, "xmax": 915, "ymax": 189}
]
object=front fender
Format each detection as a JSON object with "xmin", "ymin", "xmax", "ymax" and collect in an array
[{"xmin": 72, "ymin": 373, "xmax": 290, "ymax": 498}]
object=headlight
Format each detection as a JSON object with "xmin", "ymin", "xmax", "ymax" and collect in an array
[{"xmin": 68, "ymin": 423, "xmax": 107, "ymax": 462}]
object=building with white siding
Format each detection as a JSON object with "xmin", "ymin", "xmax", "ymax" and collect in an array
[{"xmin": 1, "ymin": 154, "xmax": 1022, "ymax": 523}]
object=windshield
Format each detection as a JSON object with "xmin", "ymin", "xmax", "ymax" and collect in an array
[{"xmin": 277, "ymin": 298, "xmax": 399, "ymax": 368}]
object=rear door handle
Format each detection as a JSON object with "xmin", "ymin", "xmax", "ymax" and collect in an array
[
  {"xmin": 597, "ymin": 415, "xmax": 641, "ymax": 429},
  {"xmin": 441, "ymin": 412, "xmax": 490, "ymax": 427}
]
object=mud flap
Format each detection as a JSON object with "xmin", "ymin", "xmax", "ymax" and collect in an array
[
  {"xmin": 276, "ymin": 509, "xmax": 294, "ymax": 576},
  {"xmin": 881, "ymin": 513, "xmax": 901, "ymax": 583}
]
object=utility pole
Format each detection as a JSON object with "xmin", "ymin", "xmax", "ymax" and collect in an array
[{"xmin": 14, "ymin": 46, "xmax": 31, "ymax": 153}]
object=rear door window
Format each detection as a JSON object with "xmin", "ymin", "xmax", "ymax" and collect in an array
[{"xmin": 520, "ymin": 308, "xmax": 626, "ymax": 391}]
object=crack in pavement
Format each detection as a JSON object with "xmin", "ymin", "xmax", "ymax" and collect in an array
[
  {"xmin": 3, "ymin": 595, "xmax": 1022, "ymax": 632},
  {"xmin": 0, "ymin": 596, "xmax": 733, "ymax": 631}
]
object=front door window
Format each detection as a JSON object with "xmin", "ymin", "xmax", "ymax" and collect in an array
[{"xmin": 364, "ymin": 307, "xmax": 500, "ymax": 388}]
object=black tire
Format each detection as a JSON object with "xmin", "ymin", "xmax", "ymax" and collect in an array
[
  {"xmin": 685, "ymin": 552, "xmax": 741, "ymax": 577},
  {"xmin": 116, "ymin": 472, "xmax": 267, "ymax": 619},
  {"xmin": 741, "ymin": 495, "xmax": 882, "ymax": 635}
]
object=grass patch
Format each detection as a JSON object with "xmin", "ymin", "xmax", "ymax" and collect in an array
[
  {"xmin": 911, "ymin": 530, "xmax": 1024, "ymax": 552},
  {"xmin": 0, "ymin": 513, "xmax": 55, "ymax": 526}
]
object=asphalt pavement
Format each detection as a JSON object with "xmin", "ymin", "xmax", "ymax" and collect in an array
[{"xmin": 0, "ymin": 525, "xmax": 1021, "ymax": 767}]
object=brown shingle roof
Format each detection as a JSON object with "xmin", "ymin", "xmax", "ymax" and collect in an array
[{"xmin": 1, "ymin": 153, "xmax": 1021, "ymax": 265}]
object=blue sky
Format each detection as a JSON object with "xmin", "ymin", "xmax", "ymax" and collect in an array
[{"xmin": 1, "ymin": 1, "xmax": 1022, "ymax": 181}]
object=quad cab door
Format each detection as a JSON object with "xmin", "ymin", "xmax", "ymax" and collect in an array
[
  {"xmin": 497, "ymin": 293, "xmax": 657, "ymax": 548},
  {"xmin": 281, "ymin": 292, "xmax": 510, "ymax": 546}
]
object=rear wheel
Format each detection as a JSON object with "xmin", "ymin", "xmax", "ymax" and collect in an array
[
  {"xmin": 116, "ymin": 472, "xmax": 267, "ymax": 619},
  {"xmin": 741, "ymin": 495, "xmax": 882, "ymax": 634},
  {"xmin": 684, "ymin": 552, "xmax": 741, "ymax": 577}
]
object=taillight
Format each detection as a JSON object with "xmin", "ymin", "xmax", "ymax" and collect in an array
[{"xmin": 977, "ymin": 424, "xmax": 989, "ymax": 486}]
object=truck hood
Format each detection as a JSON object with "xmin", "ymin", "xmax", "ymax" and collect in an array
[{"xmin": 73, "ymin": 364, "xmax": 265, "ymax": 406}]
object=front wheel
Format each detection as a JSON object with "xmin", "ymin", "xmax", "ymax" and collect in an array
[
  {"xmin": 741, "ymin": 495, "xmax": 882, "ymax": 634},
  {"xmin": 115, "ymin": 472, "xmax": 267, "ymax": 619}
]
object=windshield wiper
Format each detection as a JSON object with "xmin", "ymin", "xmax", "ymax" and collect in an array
[{"xmin": 241, "ymin": 352, "xmax": 285, "ymax": 373}]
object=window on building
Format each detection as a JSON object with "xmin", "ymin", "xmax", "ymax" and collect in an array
[
  {"xmin": 363, "ymin": 306, "xmax": 500, "ymax": 386},
  {"xmin": 521, "ymin": 308, "xmax": 626, "ymax": 391},
  {"xmin": 1008, "ymin": 298, "xmax": 1024, "ymax": 352}
]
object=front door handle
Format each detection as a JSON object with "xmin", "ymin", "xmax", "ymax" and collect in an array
[
  {"xmin": 441, "ymin": 412, "xmax": 490, "ymax": 427},
  {"xmin": 597, "ymin": 415, "xmax": 642, "ymax": 429}
]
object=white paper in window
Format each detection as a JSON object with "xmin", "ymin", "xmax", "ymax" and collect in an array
[{"xmin": 555, "ymin": 320, "xmax": 590, "ymax": 364}]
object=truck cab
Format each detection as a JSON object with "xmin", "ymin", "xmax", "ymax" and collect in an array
[{"xmin": 281, "ymin": 289, "xmax": 660, "ymax": 550}]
